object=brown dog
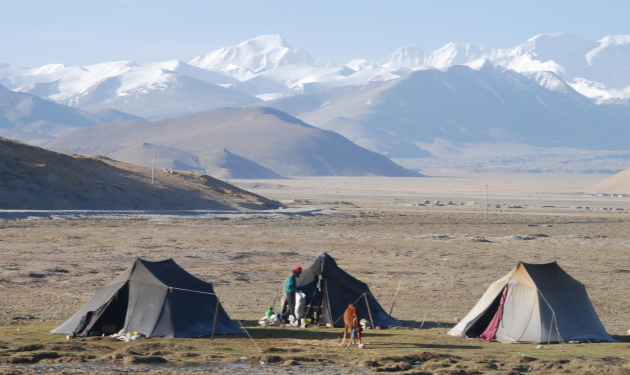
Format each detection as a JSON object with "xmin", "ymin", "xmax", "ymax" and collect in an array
[{"xmin": 341, "ymin": 304, "xmax": 362, "ymax": 347}]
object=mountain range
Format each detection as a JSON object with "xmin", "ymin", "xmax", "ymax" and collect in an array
[
  {"xmin": 3, "ymin": 32, "xmax": 630, "ymax": 175},
  {"xmin": 0, "ymin": 84, "xmax": 141, "ymax": 145},
  {"xmin": 0, "ymin": 60, "xmax": 259, "ymax": 120},
  {"xmin": 261, "ymin": 62, "xmax": 630, "ymax": 157},
  {"xmin": 4, "ymin": 32, "xmax": 626, "ymax": 115},
  {"xmin": 47, "ymin": 107, "xmax": 420, "ymax": 177}
]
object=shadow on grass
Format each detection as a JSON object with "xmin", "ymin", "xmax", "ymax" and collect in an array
[
  {"xmin": 611, "ymin": 335, "xmax": 630, "ymax": 343},
  {"xmin": 248, "ymin": 328, "xmax": 394, "ymax": 340},
  {"xmin": 402, "ymin": 320, "xmax": 457, "ymax": 329},
  {"xmin": 367, "ymin": 342, "xmax": 483, "ymax": 350},
  {"xmin": 200, "ymin": 320, "xmax": 403, "ymax": 340}
]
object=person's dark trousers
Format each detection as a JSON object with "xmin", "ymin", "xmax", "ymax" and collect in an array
[{"xmin": 282, "ymin": 292, "xmax": 296, "ymax": 321}]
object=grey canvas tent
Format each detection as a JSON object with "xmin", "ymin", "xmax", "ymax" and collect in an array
[
  {"xmin": 448, "ymin": 262, "xmax": 614, "ymax": 343},
  {"xmin": 283, "ymin": 253, "xmax": 403, "ymax": 328},
  {"xmin": 52, "ymin": 258, "xmax": 242, "ymax": 338}
]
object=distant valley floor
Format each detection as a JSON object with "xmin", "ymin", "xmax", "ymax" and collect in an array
[{"xmin": 392, "ymin": 143, "xmax": 630, "ymax": 175}]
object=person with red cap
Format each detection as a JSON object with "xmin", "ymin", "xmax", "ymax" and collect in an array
[{"xmin": 282, "ymin": 266, "xmax": 302, "ymax": 322}]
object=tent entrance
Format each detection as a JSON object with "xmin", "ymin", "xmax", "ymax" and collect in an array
[
  {"xmin": 466, "ymin": 286, "xmax": 506, "ymax": 337},
  {"xmin": 92, "ymin": 283, "xmax": 129, "ymax": 334},
  {"xmin": 73, "ymin": 283, "xmax": 130, "ymax": 337}
]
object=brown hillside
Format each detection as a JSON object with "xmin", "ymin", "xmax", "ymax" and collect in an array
[
  {"xmin": 586, "ymin": 168, "xmax": 630, "ymax": 195},
  {"xmin": 0, "ymin": 137, "xmax": 282, "ymax": 210}
]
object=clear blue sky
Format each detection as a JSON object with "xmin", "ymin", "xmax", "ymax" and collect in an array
[{"xmin": 2, "ymin": 0, "xmax": 629, "ymax": 67}]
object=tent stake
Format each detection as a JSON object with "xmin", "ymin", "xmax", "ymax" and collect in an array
[
  {"xmin": 364, "ymin": 294, "xmax": 375, "ymax": 330},
  {"xmin": 211, "ymin": 297, "xmax": 220, "ymax": 341},
  {"xmin": 388, "ymin": 280, "xmax": 402, "ymax": 316}
]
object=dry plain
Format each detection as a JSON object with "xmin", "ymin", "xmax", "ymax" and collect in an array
[{"xmin": 1, "ymin": 174, "xmax": 629, "ymax": 374}]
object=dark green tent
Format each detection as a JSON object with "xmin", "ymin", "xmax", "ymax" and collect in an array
[{"xmin": 51, "ymin": 258, "xmax": 242, "ymax": 337}]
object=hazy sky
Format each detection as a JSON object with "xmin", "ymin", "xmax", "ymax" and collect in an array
[{"xmin": 2, "ymin": 0, "xmax": 629, "ymax": 67}]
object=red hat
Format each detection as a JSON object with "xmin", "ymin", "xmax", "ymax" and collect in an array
[{"xmin": 294, "ymin": 267, "xmax": 302, "ymax": 273}]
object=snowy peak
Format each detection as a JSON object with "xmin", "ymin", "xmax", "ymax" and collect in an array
[
  {"xmin": 586, "ymin": 34, "xmax": 630, "ymax": 64},
  {"xmin": 379, "ymin": 46, "xmax": 426, "ymax": 69},
  {"xmin": 379, "ymin": 43, "xmax": 491, "ymax": 71},
  {"xmin": 424, "ymin": 42, "xmax": 491, "ymax": 69},
  {"xmin": 189, "ymin": 34, "xmax": 315, "ymax": 74},
  {"xmin": 345, "ymin": 59, "xmax": 374, "ymax": 71}
]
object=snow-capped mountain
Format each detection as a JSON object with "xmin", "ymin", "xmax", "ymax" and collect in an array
[
  {"xmin": 187, "ymin": 35, "xmax": 403, "ymax": 98},
  {"xmin": 189, "ymin": 35, "xmax": 315, "ymax": 76},
  {"xmin": 345, "ymin": 59, "xmax": 375, "ymax": 71},
  {"xmin": 0, "ymin": 60, "xmax": 257, "ymax": 119},
  {"xmin": 2, "ymin": 32, "xmax": 630, "ymax": 125},
  {"xmin": 379, "ymin": 46, "xmax": 427, "ymax": 70},
  {"xmin": 377, "ymin": 32, "xmax": 630, "ymax": 104},
  {"xmin": 262, "ymin": 62, "xmax": 630, "ymax": 158}
]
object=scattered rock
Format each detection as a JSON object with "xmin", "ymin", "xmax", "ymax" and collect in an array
[
  {"xmin": 10, "ymin": 316, "xmax": 37, "ymax": 321},
  {"xmin": 513, "ymin": 235, "xmax": 534, "ymax": 240},
  {"xmin": 471, "ymin": 237, "xmax": 490, "ymax": 243}
]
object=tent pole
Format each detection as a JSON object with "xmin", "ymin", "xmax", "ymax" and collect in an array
[
  {"xmin": 419, "ymin": 308, "xmax": 429, "ymax": 329},
  {"xmin": 270, "ymin": 288, "xmax": 278, "ymax": 310},
  {"xmin": 547, "ymin": 311, "xmax": 554, "ymax": 346},
  {"xmin": 388, "ymin": 280, "xmax": 402, "ymax": 316},
  {"xmin": 211, "ymin": 296, "xmax": 220, "ymax": 341},
  {"xmin": 364, "ymin": 294, "xmax": 375, "ymax": 329},
  {"xmin": 265, "ymin": 288, "xmax": 279, "ymax": 329}
]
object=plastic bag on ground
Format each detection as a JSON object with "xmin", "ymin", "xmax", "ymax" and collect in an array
[{"xmin": 295, "ymin": 291, "xmax": 306, "ymax": 320}]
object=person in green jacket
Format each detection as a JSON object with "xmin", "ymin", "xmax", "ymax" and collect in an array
[{"xmin": 282, "ymin": 267, "xmax": 302, "ymax": 322}]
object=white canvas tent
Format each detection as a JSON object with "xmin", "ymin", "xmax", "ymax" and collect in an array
[{"xmin": 448, "ymin": 262, "xmax": 615, "ymax": 343}]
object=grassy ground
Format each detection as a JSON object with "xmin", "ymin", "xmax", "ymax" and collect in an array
[
  {"xmin": 1, "ymin": 199, "xmax": 630, "ymax": 373},
  {"xmin": 0, "ymin": 321, "xmax": 629, "ymax": 374}
]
